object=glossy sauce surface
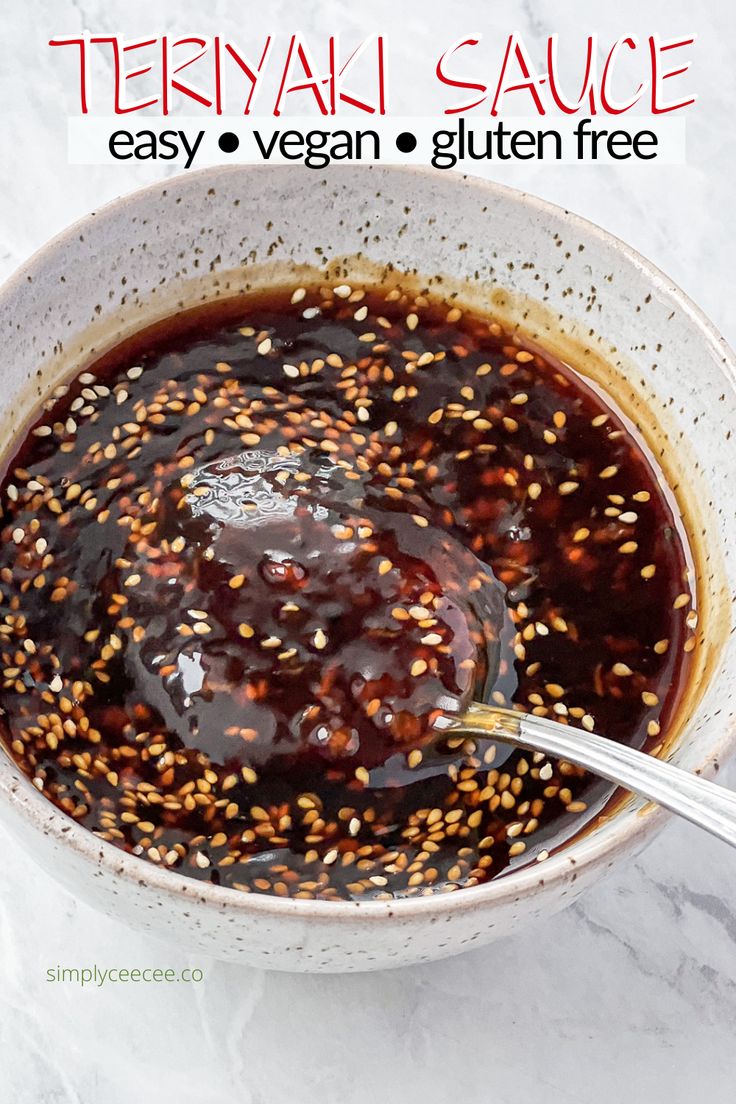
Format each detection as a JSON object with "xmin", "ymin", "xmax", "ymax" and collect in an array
[{"xmin": 0, "ymin": 285, "xmax": 695, "ymax": 899}]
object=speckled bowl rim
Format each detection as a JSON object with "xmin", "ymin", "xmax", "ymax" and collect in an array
[{"xmin": 1, "ymin": 163, "xmax": 735, "ymax": 924}]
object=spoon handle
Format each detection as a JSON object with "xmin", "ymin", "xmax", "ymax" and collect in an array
[{"xmin": 453, "ymin": 703, "xmax": 736, "ymax": 850}]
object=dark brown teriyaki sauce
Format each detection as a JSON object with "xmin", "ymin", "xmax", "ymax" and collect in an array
[{"xmin": 0, "ymin": 284, "xmax": 696, "ymax": 900}]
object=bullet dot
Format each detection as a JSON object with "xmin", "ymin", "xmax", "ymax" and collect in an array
[
  {"xmin": 219, "ymin": 132, "xmax": 240, "ymax": 154},
  {"xmin": 395, "ymin": 131, "xmax": 417, "ymax": 154}
]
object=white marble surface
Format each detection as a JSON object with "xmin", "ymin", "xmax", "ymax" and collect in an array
[{"xmin": 1, "ymin": 1, "xmax": 735, "ymax": 1101}]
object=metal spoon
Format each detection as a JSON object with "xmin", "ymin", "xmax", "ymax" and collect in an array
[{"xmin": 451, "ymin": 703, "xmax": 736, "ymax": 849}]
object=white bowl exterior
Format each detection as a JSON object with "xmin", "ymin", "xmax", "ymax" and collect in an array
[{"xmin": 0, "ymin": 166, "xmax": 734, "ymax": 971}]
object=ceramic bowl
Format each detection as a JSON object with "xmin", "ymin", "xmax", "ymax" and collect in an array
[{"xmin": 0, "ymin": 165, "xmax": 734, "ymax": 972}]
